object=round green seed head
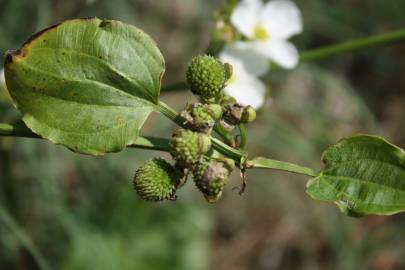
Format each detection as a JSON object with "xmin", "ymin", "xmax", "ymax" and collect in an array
[
  {"xmin": 133, "ymin": 158, "xmax": 181, "ymax": 202},
  {"xmin": 191, "ymin": 105, "xmax": 215, "ymax": 124},
  {"xmin": 170, "ymin": 129, "xmax": 212, "ymax": 168},
  {"xmin": 193, "ymin": 158, "xmax": 232, "ymax": 203},
  {"xmin": 186, "ymin": 55, "xmax": 227, "ymax": 102}
]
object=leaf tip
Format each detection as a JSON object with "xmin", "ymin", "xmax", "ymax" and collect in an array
[{"xmin": 4, "ymin": 50, "xmax": 19, "ymax": 66}]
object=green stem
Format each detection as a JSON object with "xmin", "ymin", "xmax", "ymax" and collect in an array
[
  {"xmin": 247, "ymin": 157, "xmax": 318, "ymax": 177},
  {"xmin": 300, "ymin": 28, "xmax": 405, "ymax": 62},
  {"xmin": 213, "ymin": 123, "xmax": 234, "ymax": 145},
  {"xmin": 211, "ymin": 137, "xmax": 246, "ymax": 164},
  {"xmin": 0, "ymin": 123, "xmax": 172, "ymax": 152},
  {"xmin": 0, "ymin": 122, "xmax": 317, "ymax": 177},
  {"xmin": 237, "ymin": 124, "xmax": 247, "ymax": 149},
  {"xmin": 156, "ymin": 100, "xmax": 184, "ymax": 126},
  {"xmin": 161, "ymin": 28, "xmax": 405, "ymax": 92}
]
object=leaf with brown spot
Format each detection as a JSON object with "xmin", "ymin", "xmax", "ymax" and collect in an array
[{"xmin": 4, "ymin": 18, "xmax": 165, "ymax": 155}]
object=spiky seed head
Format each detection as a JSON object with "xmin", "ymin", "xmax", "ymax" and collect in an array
[
  {"xmin": 170, "ymin": 129, "xmax": 211, "ymax": 168},
  {"xmin": 186, "ymin": 55, "xmax": 227, "ymax": 102},
  {"xmin": 133, "ymin": 158, "xmax": 181, "ymax": 202},
  {"xmin": 193, "ymin": 158, "xmax": 233, "ymax": 203}
]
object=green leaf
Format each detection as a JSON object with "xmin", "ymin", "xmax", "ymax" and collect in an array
[
  {"xmin": 307, "ymin": 135, "xmax": 405, "ymax": 216},
  {"xmin": 4, "ymin": 18, "xmax": 165, "ymax": 155}
]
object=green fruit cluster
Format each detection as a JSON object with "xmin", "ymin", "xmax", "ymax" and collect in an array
[{"xmin": 133, "ymin": 55, "xmax": 258, "ymax": 203}]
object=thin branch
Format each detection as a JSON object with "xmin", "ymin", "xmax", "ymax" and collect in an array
[
  {"xmin": 246, "ymin": 157, "xmax": 318, "ymax": 177},
  {"xmin": 0, "ymin": 123, "xmax": 171, "ymax": 152},
  {"xmin": 161, "ymin": 27, "xmax": 405, "ymax": 92}
]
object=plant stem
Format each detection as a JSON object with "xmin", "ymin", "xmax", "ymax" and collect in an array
[
  {"xmin": 237, "ymin": 124, "xmax": 247, "ymax": 149},
  {"xmin": 300, "ymin": 28, "xmax": 405, "ymax": 62},
  {"xmin": 156, "ymin": 101, "xmax": 184, "ymax": 126},
  {"xmin": 0, "ymin": 122, "xmax": 317, "ymax": 177},
  {"xmin": 247, "ymin": 157, "xmax": 318, "ymax": 177},
  {"xmin": 161, "ymin": 27, "xmax": 405, "ymax": 92},
  {"xmin": 0, "ymin": 123, "xmax": 172, "ymax": 152},
  {"xmin": 214, "ymin": 123, "xmax": 234, "ymax": 145},
  {"xmin": 211, "ymin": 137, "xmax": 246, "ymax": 164}
]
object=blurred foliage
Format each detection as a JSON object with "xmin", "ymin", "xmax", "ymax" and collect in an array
[{"xmin": 0, "ymin": 0, "xmax": 404, "ymax": 270}]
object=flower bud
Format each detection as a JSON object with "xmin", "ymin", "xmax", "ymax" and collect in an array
[
  {"xmin": 241, "ymin": 106, "xmax": 256, "ymax": 123},
  {"xmin": 170, "ymin": 129, "xmax": 212, "ymax": 168},
  {"xmin": 186, "ymin": 55, "xmax": 228, "ymax": 102},
  {"xmin": 133, "ymin": 158, "xmax": 181, "ymax": 202}
]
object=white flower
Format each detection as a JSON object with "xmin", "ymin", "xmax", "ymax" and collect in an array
[
  {"xmin": 219, "ymin": 42, "xmax": 268, "ymax": 109},
  {"xmin": 231, "ymin": 0, "xmax": 303, "ymax": 69}
]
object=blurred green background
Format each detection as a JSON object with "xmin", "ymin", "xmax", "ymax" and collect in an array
[{"xmin": 0, "ymin": 0, "xmax": 404, "ymax": 269}]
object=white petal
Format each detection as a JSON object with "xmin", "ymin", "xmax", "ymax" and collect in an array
[
  {"xmin": 252, "ymin": 40, "xmax": 299, "ymax": 69},
  {"xmin": 260, "ymin": 0, "xmax": 302, "ymax": 39},
  {"xmin": 224, "ymin": 76, "xmax": 266, "ymax": 109},
  {"xmin": 219, "ymin": 42, "xmax": 269, "ymax": 76},
  {"xmin": 230, "ymin": 0, "xmax": 263, "ymax": 38}
]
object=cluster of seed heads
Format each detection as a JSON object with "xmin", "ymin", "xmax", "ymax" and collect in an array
[{"xmin": 133, "ymin": 55, "xmax": 256, "ymax": 203}]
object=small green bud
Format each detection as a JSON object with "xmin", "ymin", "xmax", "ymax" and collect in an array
[
  {"xmin": 180, "ymin": 103, "xmax": 223, "ymax": 134},
  {"xmin": 193, "ymin": 158, "xmax": 233, "ymax": 203},
  {"xmin": 170, "ymin": 129, "xmax": 212, "ymax": 168},
  {"xmin": 186, "ymin": 55, "xmax": 227, "ymax": 102},
  {"xmin": 133, "ymin": 158, "xmax": 181, "ymax": 202},
  {"xmin": 241, "ymin": 106, "xmax": 256, "ymax": 123}
]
